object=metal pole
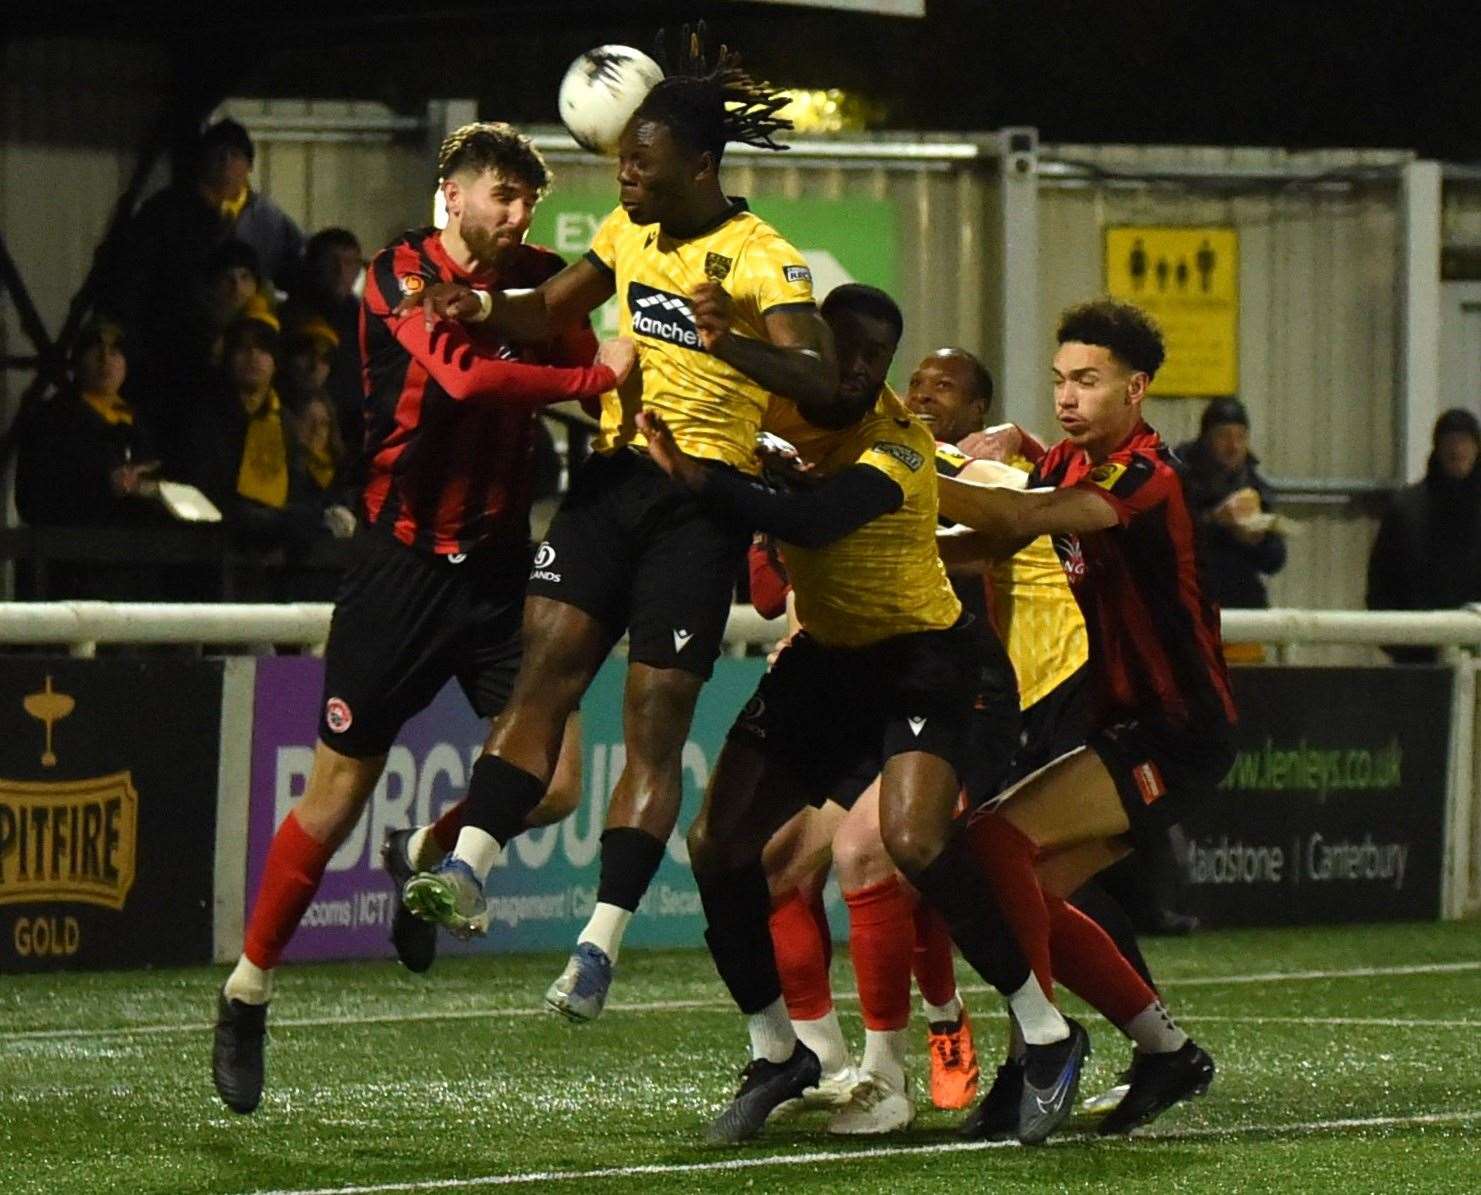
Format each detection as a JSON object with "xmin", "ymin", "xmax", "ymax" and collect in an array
[
  {"xmin": 1400, "ymin": 160, "xmax": 1442, "ymax": 483},
  {"xmin": 996, "ymin": 127, "xmax": 1041, "ymax": 432}
]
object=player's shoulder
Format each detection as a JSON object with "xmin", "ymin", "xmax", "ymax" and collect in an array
[
  {"xmin": 365, "ymin": 229, "xmax": 437, "ymax": 311},
  {"xmin": 933, "ymin": 441, "xmax": 971, "ymax": 477},
  {"xmin": 1094, "ymin": 427, "xmax": 1178, "ymax": 502},
  {"xmin": 858, "ymin": 403, "xmax": 933, "ymax": 474}
]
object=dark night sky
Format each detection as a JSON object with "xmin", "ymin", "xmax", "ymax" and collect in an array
[{"xmin": 16, "ymin": 0, "xmax": 1481, "ymax": 158}]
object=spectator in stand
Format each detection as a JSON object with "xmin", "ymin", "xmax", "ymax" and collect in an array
[
  {"xmin": 101, "ymin": 120, "xmax": 301, "ymax": 464},
  {"xmin": 204, "ymin": 240, "xmax": 266, "ymax": 362},
  {"xmin": 292, "ymin": 390, "xmax": 357, "ymax": 536},
  {"xmin": 13, "ymin": 319, "xmax": 168, "ymax": 599},
  {"xmin": 189, "ymin": 308, "xmax": 327, "ymax": 578},
  {"xmin": 15, "ymin": 317, "xmax": 164, "ymax": 529},
  {"xmin": 1367, "ymin": 408, "xmax": 1481, "ymax": 663},
  {"xmin": 282, "ymin": 228, "xmax": 364, "ymax": 447},
  {"xmin": 278, "ymin": 316, "xmax": 339, "ymax": 414},
  {"xmin": 1175, "ymin": 397, "xmax": 1286, "ymax": 610}
]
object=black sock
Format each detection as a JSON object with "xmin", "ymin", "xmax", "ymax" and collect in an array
[
  {"xmin": 904, "ymin": 835, "xmax": 1032, "ymax": 998},
  {"xmin": 1070, "ymin": 879, "xmax": 1157, "ymax": 992},
  {"xmin": 698, "ymin": 862, "xmax": 780, "ymax": 1015},
  {"xmin": 461, "ymin": 755, "xmax": 546, "ymax": 847},
  {"xmin": 595, "ymin": 827, "xmax": 668, "ymax": 911}
]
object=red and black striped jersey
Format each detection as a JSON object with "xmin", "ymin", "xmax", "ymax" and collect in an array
[
  {"xmin": 1031, "ymin": 422, "xmax": 1237, "ymax": 732},
  {"xmin": 359, "ymin": 228, "xmax": 613, "ymax": 555}
]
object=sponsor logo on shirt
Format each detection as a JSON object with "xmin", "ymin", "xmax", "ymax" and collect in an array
[
  {"xmin": 628, "ymin": 283, "xmax": 702, "ymax": 350},
  {"xmin": 1054, "ymin": 532, "xmax": 1087, "ymax": 584},
  {"xmin": 872, "ymin": 441, "xmax": 925, "ymax": 472},
  {"xmin": 783, "ymin": 264, "xmax": 812, "ymax": 285},
  {"xmin": 398, "ymin": 274, "xmax": 426, "ymax": 298}
]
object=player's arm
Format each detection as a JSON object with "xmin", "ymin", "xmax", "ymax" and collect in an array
[
  {"xmin": 393, "ymin": 257, "xmax": 615, "ymax": 340},
  {"xmin": 691, "ymin": 283, "xmax": 840, "ymax": 409},
  {"xmin": 639, "ymin": 410, "xmax": 901, "ymax": 548},
  {"xmin": 937, "ymin": 473, "xmax": 1118, "ymax": 546}
]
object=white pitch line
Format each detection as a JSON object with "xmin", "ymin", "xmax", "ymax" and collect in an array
[
  {"xmin": 2, "ymin": 957, "xmax": 1478, "ymax": 1044},
  {"xmin": 242, "ymin": 1109, "xmax": 1481, "ymax": 1195}
]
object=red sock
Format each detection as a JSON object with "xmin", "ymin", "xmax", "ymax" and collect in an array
[
  {"xmin": 430, "ymin": 798, "xmax": 467, "ymax": 852},
  {"xmin": 769, "ymin": 888, "xmax": 834, "ymax": 1020},
  {"xmin": 1047, "ymin": 895, "xmax": 1157, "ymax": 1026},
  {"xmin": 965, "ymin": 812, "xmax": 1054, "ymax": 1000},
  {"xmin": 243, "ymin": 811, "xmax": 336, "ymax": 970},
  {"xmin": 911, "ymin": 903, "xmax": 958, "ymax": 1009},
  {"xmin": 844, "ymin": 876, "xmax": 915, "ymax": 1031}
]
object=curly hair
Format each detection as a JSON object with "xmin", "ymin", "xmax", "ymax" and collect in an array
[
  {"xmin": 634, "ymin": 22, "xmax": 791, "ymax": 163},
  {"xmin": 437, "ymin": 122, "xmax": 551, "ymax": 198},
  {"xmin": 1056, "ymin": 298, "xmax": 1165, "ymax": 378}
]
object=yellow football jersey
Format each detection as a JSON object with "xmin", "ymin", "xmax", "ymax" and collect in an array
[
  {"xmin": 586, "ymin": 201, "xmax": 816, "ymax": 472},
  {"xmin": 984, "ymin": 452, "xmax": 1088, "ymax": 709},
  {"xmin": 772, "ymin": 389, "xmax": 962, "ymax": 648}
]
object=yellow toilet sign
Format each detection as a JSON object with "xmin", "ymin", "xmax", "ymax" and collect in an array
[{"xmin": 1105, "ymin": 226, "xmax": 1238, "ymax": 396}]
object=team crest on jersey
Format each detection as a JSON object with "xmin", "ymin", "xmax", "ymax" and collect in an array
[
  {"xmin": 872, "ymin": 441, "xmax": 925, "ymax": 471},
  {"xmin": 398, "ymin": 274, "xmax": 426, "ymax": 298},
  {"xmin": 704, "ymin": 252, "xmax": 732, "ymax": 281},
  {"xmin": 324, "ymin": 698, "xmax": 353, "ymax": 734},
  {"xmin": 628, "ymin": 282, "xmax": 702, "ymax": 350},
  {"xmin": 783, "ymin": 264, "xmax": 812, "ymax": 285}
]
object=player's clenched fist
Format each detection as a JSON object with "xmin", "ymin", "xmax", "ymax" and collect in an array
[
  {"xmin": 595, "ymin": 338, "xmax": 638, "ymax": 386},
  {"xmin": 689, "ymin": 282, "xmax": 734, "ymax": 351},
  {"xmin": 392, "ymin": 281, "xmax": 484, "ymax": 329}
]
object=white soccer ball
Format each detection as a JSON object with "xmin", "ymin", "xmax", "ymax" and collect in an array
[{"xmin": 558, "ymin": 45, "xmax": 664, "ymax": 156}]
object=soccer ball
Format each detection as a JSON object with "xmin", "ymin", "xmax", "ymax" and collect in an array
[{"xmin": 558, "ymin": 45, "xmax": 664, "ymax": 155}]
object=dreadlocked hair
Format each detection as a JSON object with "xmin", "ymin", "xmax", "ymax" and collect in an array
[{"xmin": 636, "ymin": 22, "xmax": 791, "ymax": 164}]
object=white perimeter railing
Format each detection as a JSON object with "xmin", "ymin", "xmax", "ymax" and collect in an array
[{"xmin": 0, "ymin": 603, "xmax": 1477, "ymax": 919}]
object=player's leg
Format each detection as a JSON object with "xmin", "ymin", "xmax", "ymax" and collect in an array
[
  {"xmin": 545, "ymin": 661, "xmax": 702, "ymax": 1020},
  {"xmin": 877, "ymin": 746, "xmax": 1087, "ymax": 1145},
  {"xmin": 763, "ymin": 802, "xmax": 855, "ymax": 1102},
  {"xmin": 547, "ymin": 481, "xmax": 749, "ymax": 1019},
  {"xmin": 690, "ymin": 736, "xmax": 825, "ymax": 1144},
  {"xmin": 965, "ymin": 741, "xmax": 1214, "ymax": 1135},
  {"xmin": 827, "ymin": 776, "xmax": 921, "ymax": 1134},
  {"xmin": 214, "ymin": 535, "xmax": 462, "ymax": 1113},
  {"xmin": 404, "ymin": 597, "xmax": 609, "ymax": 935},
  {"xmin": 384, "ymin": 710, "xmax": 583, "ymax": 972}
]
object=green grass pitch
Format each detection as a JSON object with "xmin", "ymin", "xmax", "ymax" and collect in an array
[{"xmin": 3, "ymin": 921, "xmax": 1480, "ymax": 1193}]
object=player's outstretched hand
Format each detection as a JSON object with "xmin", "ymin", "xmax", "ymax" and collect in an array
[
  {"xmin": 392, "ymin": 281, "xmax": 483, "ymax": 329},
  {"xmin": 957, "ymin": 422, "xmax": 1022, "ymax": 463},
  {"xmin": 690, "ymin": 282, "xmax": 734, "ymax": 351},
  {"xmin": 636, "ymin": 410, "xmax": 705, "ymax": 490},
  {"xmin": 595, "ymin": 337, "xmax": 637, "ymax": 386}
]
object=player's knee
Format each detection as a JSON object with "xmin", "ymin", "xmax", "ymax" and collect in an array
[
  {"xmin": 880, "ymin": 819, "xmax": 944, "ymax": 877},
  {"xmin": 686, "ymin": 816, "xmax": 719, "ymax": 876},
  {"xmin": 832, "ymin": 826, "xmax": 891, "ymax": 890}
]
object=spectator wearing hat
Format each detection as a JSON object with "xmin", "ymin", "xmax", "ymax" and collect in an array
[
  {"xmin": 200, "ymin": 119, "xmax": 305, "ymax": 290},
  {"xmin": 189, "ymin": 308, "xmax": 325, "ymax": 573},
  {"xmin": 1176, "ymin": 397, "xmax": 1287, "ymax": 609},
  {"xmin": 1367, "ymin": 408, "xmax": 1481, "ymax": 663}
]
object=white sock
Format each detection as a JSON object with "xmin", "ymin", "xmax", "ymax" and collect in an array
[
  {"xmin": 922, "ymin": 990, "xmax": 963, "ymax": 1025},
  {"xmin": 452, "ymin": 826, "xmax": 500, "ymax": 881},
  {"xmin": 792, "ymin": 1009, "xmax": 849, "ymax": 1075},
  {"xmin": 747, "ymin": 996, "xmax": 798, "ymax": 1063},
  {"xmin": 861, "ymin": 1027, "xmax": 909, "ymax": 1090},
  {"xmin": 577, "ymin": 902, "xmax": 632, "ymax": 964},
  {"xmin": 407, "ymin": 825, "xmax": 440, "ymax": 869},
  {"xmin": 223, "ymin": 955, "xmax": 272, "ymax": 1005},
  {"xmin": 1124, "ymin": 1001, "xmax": 1189, "ymax": 1055},
  {"xmin": 1006, "ymin": 1007, "xmax": 1027, "ymax": 1063},
  {"xmin": 1006, "ymin": 974, "xmax": 1068, "ymax": 1046}
]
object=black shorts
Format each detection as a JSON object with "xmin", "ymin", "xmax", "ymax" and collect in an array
[
  {"xmin": 1010, "ymin": 665, "xmax": 1092, "ymax": 781},
  {"xmin": 524, "ymin": 449, "xmax": 750, "ymax": 680},
  {"xmin": 1088, "ymin": 715, "xmax": 1235, "ymax": 841},
  {"xmin": 729, "ymin": 617, "xmax": 985, "ymax": 808},
  {"xmin": 318, "ymin": 530, "xmax": 529, "ymax": 757}
]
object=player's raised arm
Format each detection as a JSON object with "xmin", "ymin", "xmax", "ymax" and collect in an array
[
  {"xmin": 691, "ymin": 282, "xmax": 839, "ymax": 409},
  {"xmin": 937, "ymin": 472, "xmax": 1118, "ymax": 548},
  {"xmin": 394, "ymin": 257, "xmax": 615, "ymax": 340}
]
